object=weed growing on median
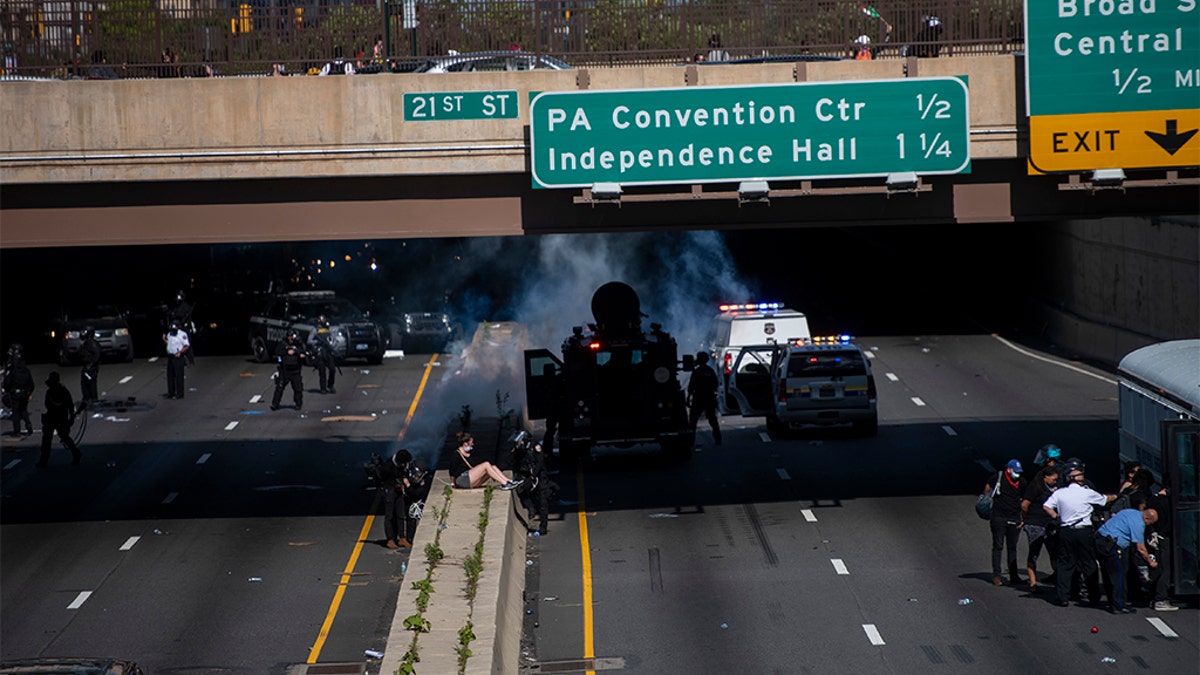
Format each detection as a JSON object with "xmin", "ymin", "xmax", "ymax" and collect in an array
[
  {"xmin": 425, "ymin": 541, "xmax": 444, "ymax": 566},
  {"xmin": 411, "ymin": 578, "xmax": 434, "ymax": 613},
  {"xmin": 455, "ymin": 621, "xmax": 475, "ymax": 674},
  {"xmin": 403, "ymin": 613, "xmax": 431, "ymax": 633}
]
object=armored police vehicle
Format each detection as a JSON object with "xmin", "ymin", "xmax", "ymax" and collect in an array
[
  {"xmin": 524, "ymin": 282, "xmax": 695, "ymax": 465},
  {"xmin": 248, "ymin": 290, "xmax": 384, "ymax": 364}
]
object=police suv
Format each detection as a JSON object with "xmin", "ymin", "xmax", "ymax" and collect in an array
[
  {"xmin": 248, "ymin": 291, "xmax": 384, "ymax": 364},
  {"xmin": 707, "ymin": 302, "xmax": 810, "ymax": 411},
  {"xmin": 725, "ymin": 335, "xmax": 878, "ymax": 436}
]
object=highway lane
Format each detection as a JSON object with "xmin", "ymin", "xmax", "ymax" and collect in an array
[
  {"xmin": 0, "ymin": 352, "xmax": 449, "ymax": 673},
  {"xmin": 522, "ymin": 334, "xmax": 1198, "ymax": 674}
]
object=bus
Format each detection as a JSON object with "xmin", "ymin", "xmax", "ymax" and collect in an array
[{"xmin": 1117, "ymin": 339, "xmax": 1199, "ymax": 596}]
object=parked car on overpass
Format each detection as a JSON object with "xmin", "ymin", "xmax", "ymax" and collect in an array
[{"xmin": 412, "ymin": 51, "xmax": 572, "ymax": 73}]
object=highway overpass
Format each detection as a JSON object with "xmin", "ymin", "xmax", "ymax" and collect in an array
[{"xmin": 1, "ymin": 54, "xmax": 1196, "ymax": 248}]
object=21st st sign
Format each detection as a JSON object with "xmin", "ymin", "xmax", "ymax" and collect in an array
[{"xmin": 528, "ymin": 79, "xmax": 970, "ymax": 189}]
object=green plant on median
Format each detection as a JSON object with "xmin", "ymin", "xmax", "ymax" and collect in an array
[
  {"xmin": 455, "ymin": 621, "xmax": 476, "ymax": 674},
  {"xmin": 425, "ymin": 540, "xmax": 445, "ymax": 566},
  {"xmin": 403, "ymin": 613, "xmax": 431, "ymax": 633},
  {"xmin": 395, "ymin": 641, "xmax": 419, "ymax": 675},
  {"xmin": 411, "ymin": 578, "xmax": 434, "ymax": 613}
]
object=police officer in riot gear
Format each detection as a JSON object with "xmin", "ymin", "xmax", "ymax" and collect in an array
[
  {"xmin": 515, "ymin": 436, "xmax": 556, "ymax": 535},
  {"xmin": 687, "ymin": 351, "xmax": 722, "ymax": 445},
  {"xmin": 78, "ymin": 327, "xmax": 101, "ymax": 408},
  {"xmin": 402, "ymin": 459, "xmax": 432, "ymax": 544},
  {"xmin": 307, "ymin": 315, "xmax": 337, "ymax": 394},
  {"xmin": 2, "ymin": 344, "xmax": 35, "ymax": 437},
  {"xmin": 270, "ymin": 329, "xmax": 307, "ymax": 411},
  {"xmin": 38, "ymin": 371, "xmax": 81, "ymax": 467}
]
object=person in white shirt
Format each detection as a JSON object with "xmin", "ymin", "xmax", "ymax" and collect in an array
[
  {"xmin": 1043, "ymin": 467, "xmax": 1116, "ymax": 607},
  {"xmin": 163, "ymin": 320, "xmax": 191, "ymax": 399}
]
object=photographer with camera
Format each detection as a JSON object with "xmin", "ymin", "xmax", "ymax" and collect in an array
[{"xmin": 369, "ymin": 449, "xmax": 413, "ymax": 549}]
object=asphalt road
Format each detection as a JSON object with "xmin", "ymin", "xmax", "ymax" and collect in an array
[
  {"xmin": 1, "ymin": 352, "xmax": 449, "ymax": 673},
  {"xmin": 520, "ymin": 334, "xmax": 1198, "ymax": 675}
]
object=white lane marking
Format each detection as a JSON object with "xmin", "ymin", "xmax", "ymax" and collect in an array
[
  {"xmin": 863, "ymin": 624, "xmax": 885, "ymax": 645},
  {"xmin": 992, "ymin": 334, "xmax": 1118, "ymax": 385},
  {"xmin": 148, "ymin": 357, "xmax": 159, "ymax": 363},
  {"xmin": 119, "ymin": 375, "xmax": 133, "ymax": 384},
  {"xmin": 67, "ymin": 591, "xmax": 92, "ymax": 609},
  {"xmin": 942, "ymin": 425, "xmax": 958, "ymax": 436},
  {"xmin": 119, "ymin": 536, "xmax": 140, "ymax": 551},
  {"xmin": 3, "ymin": 459, "xmax": 20, "ymax": 470},
  {"xmin": 885, "ymin": 372, "xmax": 899, "ymax": 382},
  {"xmin": 162, "ymin": 492, "xmax": 178, "ymax": 504},
  {"xmin": 777, "ymin": 468, "xmax": 791, "ymax": 481},
  {"xmin": 384, "ymin": 349, "xmax": 406, "ymax": 358},
  {"xmin": 1146, "ymin": 617, "xmax": 1179, "ymax": 638},
  {"xmin": 196, "ymin": 453, "xmax": 211, "ymax": 465},
  {"xmin": 832, "ymin": 559, "xmax": 850, "ymax": 575},
  {"xmin": 911, "ymin": 397, "xmax": 926, "ymax": 407},
  {"xmin": 224, "ymin": 421, "xmax": 239, "ymax": 431},
  {"xmin": 864, "ymin": 351, "xmax": 876, "ymax": 359},
  {"xmin": 249, "ymin": 395, "xmax": 262, "ymax": 404},
  {"xmin": 759, "ymin": 432, "xmax": 772, "ymax": 443},
  {"xmin": 801, "ymin": 509, "xmax": 817, "ymax": 522}
]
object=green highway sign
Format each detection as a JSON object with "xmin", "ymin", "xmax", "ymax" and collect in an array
[
  {"xmin": 403, "ymin": 91, "xmax": 519, "ymax": 121},
  {"xmin": 1024, "ymin": 0, "xmax": 1200, "ymax": 116},
  {"xmin": 528, "ymin": 78, "xmax": 970, "ymax": 189}
]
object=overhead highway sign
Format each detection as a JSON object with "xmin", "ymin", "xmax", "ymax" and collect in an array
[
  {"xmin": 528, "ymin": 78, "xmax": 970, "ymax": 189},
  {"xmin": 1025, "ymin": 0, "xmax": 1200, "ymax": 171}
]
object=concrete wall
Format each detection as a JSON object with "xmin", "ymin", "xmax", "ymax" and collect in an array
[
  {"xmin": 1033, "ymin": 215, "xmax": 1200, "ymax": 365},
  {"xmin": 0, "ymin": 55, "xmax": 1019, "ymax": 184}
]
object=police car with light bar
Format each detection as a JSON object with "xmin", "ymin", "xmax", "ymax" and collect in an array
[
  {"xmin": 724, "ymin": 334, "xmax": 878, "ymax": 436},
  {"xmin": 248, "ymin": 291, "xmax": 384, "ymax": 364},
  {"xmin": 707, "ymin": 302, "xmax": 811, "ymax": 412}
]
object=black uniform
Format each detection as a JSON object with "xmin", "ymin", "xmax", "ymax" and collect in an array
[
  {"xmin": 271, "ymin": 333, "xmax": 307, "ymax": 411},
  {"xmin": 687, "ymin": 354, "xmax": 722, "ymax": 445},
  {"xmin": 2, "ymin": 353, "xmax": 35, "ymax": 436},
  {"xmin": 515, "ymin": 440, "xmax": 556, "ymax": 534},
  {"xmin": 79, "ymin": 332, "xmax": 101, "ymax": 405},
  {"xmin": 401, "ymin": 460, "xmax": 432, "ymax": 544},
  {"xmin": 307, "ymin": 324, "xmax": 337, "ymax": 394},
  {"xmin": 380, "ymin": 450, "xmax": 411, "ymax": 547},
  {"xmin": 38, "ymin": 372, "xmax": 81, "ymax": 466}
]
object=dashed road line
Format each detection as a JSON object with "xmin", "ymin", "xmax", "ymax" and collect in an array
[
  {"xmin": 776, "ymin": 468, "xmax": 791, "ymax": 481},
  {"xmin": 942, "ymin": 425, "xmax": 958, "ymax": 436},
  {"xmin": 119, "ymin": 375, "xmax": 133, "ymax": 384},
  {"xmin": 119, "ymin": 536, "xmax": 140, "ymax": 551},
  {"xmin": 224, "ymin": 421, "xmax": 239, "ymax": 431},
  {"xmin": 148, "ymin": 357, "xmax": 159, "ymax": 363},
  {"xmin": 1147, "ymin": 617, "xmax": 1178, "ymax": 638},
  {"xmin": 162, "ymin": 492, "xmax": 178, "ymax": 505},
  {"xmin": 197, "ymin": 453, "xmax": 211, "ymax": 465},
  {"xmin": 67, "ymin": 591, "xmax": 92, "ymax": 609},
  {"xmin": 885, "ymin": 372, "xmax": 899, "ymax": 382},
  {"xmin": 801, "ymin": 509, "xmax": 817, "ymax": 522},
  {"xmin": 832, "ymin": 559, "xmax": 849, "ymax": 575},
  {"xmin": 863, "ymin": 624, "xmax": 885, "ymax": 645},
  {"xmin": 911, "ymin": 397, "xmax": 926, "ymax": 407},
  {"xmin": 250, "ymin": 395, "xmax": 262, "ymax": 404},
  {"xmin": 3, "ymin": 459, "xmax": 20, "ymax": 470},
  {"xmin": 759, "ymin": 432, "xmax": 772, "ymax": 443}
]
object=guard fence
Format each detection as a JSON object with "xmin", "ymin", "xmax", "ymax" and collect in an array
[{"xmin": 0, "ymin": 0, "xmax": 1024, "ymax": 79}]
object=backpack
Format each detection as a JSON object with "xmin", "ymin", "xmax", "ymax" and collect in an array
[{"xmin": 975, "ymin": 472, "xmax": 1001, "ymax": 520}]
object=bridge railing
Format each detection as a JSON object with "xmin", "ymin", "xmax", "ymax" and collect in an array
[{"xmin": 0, "ymin": 0, "xmax": 1024, "ymax": 79}]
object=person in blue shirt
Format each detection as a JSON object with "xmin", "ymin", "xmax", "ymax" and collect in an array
[{"xmin": 1096, "ymin": 507, "xmax": 1158, "ymax": 613}]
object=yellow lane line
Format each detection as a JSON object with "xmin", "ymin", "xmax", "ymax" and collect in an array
[
  {"xmin": 578, "ymin": 470, "xmax": 596, "ymax": 674},
  {"xmin": 307, "ymin": 353, "xmax": 440, "ymax": 664}
]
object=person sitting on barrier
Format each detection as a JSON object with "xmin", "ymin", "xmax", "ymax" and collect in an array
[{"xmin": 451, "ymin": 432, "xmax": 521, "ymax": 491}]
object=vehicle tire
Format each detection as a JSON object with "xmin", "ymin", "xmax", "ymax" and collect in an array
[
  {"xmin": 251, "ymin": 336, "xmax": 270, "ymax": 363},
  {"xmin": 856, "ymin": 417, "xmax": 879, "ymax": 437}
]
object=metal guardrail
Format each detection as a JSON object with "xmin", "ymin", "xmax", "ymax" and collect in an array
[{"xmin": 0, "ymin": 0, "xmax": 1024, "ymax": 78}]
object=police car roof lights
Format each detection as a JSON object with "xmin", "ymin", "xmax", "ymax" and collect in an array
[
  {"xmin": 794, "ymin": 334, "xmax": 853, "ymax": 346},
  {"xmin": 718, "ymin": 301, "xmax": 782, "ymax": 313}
]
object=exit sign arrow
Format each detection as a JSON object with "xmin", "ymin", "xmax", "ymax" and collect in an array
[{"xmin": 1145, "ymin": 120, "xmax": 1198, "ymax": 156}]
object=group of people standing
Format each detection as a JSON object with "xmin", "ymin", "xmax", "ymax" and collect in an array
[
  {"xmin": 2, "ymin": 344, "xmax": 81, "ymax": 467},
  {"xmin": 268, "ymin": 315, "xmax": 338, "ymax": 412},
  {"xmin": 985, "ymin": 447, "xmax": 1180, "ymax": 613}
]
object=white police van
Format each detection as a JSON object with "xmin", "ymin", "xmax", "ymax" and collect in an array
[
  {"xmin": 726, "ymin": 335, "xmax": 878, "ymax": 436},
  {"xmin": 707, "ymin": 302, "xmax": 810, "ymax": 411}
]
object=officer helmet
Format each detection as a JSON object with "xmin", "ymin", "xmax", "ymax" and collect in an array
[
  {"xmin": 392, "ymin": 448, "xmax": 413, "ymax": 468},
  {"xmin": 317, "ymin": 314, "xmax": 330, "ymax": 328},
  {"xmin": 407, "ymin": 459, "xmax": 429, "ymax": 484},
  {"xmin": 287, "ymin": 329, "xmax": 300, "ymax": 342},
  {"xmin": 170, "ymin": 320, "xmax": 181, "ymax": 331},
  {"xmin": 696, "ymin": 351, "xmax": 710, "ymax": 364},
  {"xmin": 176, "ymin": 290, "xmax": 187, "ymax": 303},
  {"xmin": 46, "ymin": 371, "xmax": 61, "ymax": 385},
  {"xmin": 83, "ymin": 326, "xmax": 95, "ymax": 339},
  {"xmin": 7, "ymin": 343, "xmax": 23, "ymax": 359}
]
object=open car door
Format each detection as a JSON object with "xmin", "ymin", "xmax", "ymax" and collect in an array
[
  {"xmin": 727, "ymin": 345, "xmax": 780, "ymax": 416},
  {"xmin": 524, "ymin": 348, "xmax": 563, "ymax": 420}
]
